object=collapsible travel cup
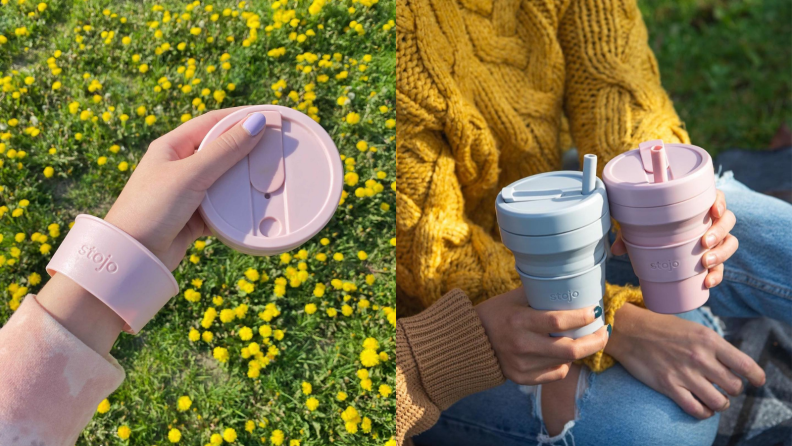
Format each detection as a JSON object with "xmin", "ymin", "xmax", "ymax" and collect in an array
[
  {"xmin": 198, "ymin": 105, "xmax": 343, "ymax": 256},
  {"xmin": 603, "ymin": 140, "xmax": 716, "ymax": 314},
  {"xmin": 495, "ymin": 155, "xmax": 609, "ymax": 338}
]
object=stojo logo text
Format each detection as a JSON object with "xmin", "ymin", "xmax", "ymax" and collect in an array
[
  {"xmin": 550, "ymin": 290, "xmax": 579, "ymax": 302},
  {"xmin": 79, "ymin": 245, "xmax": 119, "ymax": 273},
  {"xmin": 650, "ymin": 260, "xmax": 679, "ymax": 271}
]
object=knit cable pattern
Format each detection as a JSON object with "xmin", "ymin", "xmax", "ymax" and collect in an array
[{"xmin": 397, "ymin": 0, "xmax": 689, "ymax": 368}]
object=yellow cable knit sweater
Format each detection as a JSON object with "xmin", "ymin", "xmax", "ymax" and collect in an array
[{"xmin": 396, "ymin": 0, "xmax": 689, "ymax": 370}]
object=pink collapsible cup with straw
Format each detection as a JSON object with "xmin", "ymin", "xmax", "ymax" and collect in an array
[{"xmin": 603, "ymin": 140, "xmax": 716, "ymax": 313}]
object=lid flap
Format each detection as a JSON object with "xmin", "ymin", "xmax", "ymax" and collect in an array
[
  {"xmin": 638, "ymin": 139, "xmax": 663, "ymax": 173},
  {"xmin": 501, "ymin": 186, "xmax": 581, "ymax": 203},
  {"xmin": 249, "ymin": 111, "xmax": 285, "ymax": 193}
]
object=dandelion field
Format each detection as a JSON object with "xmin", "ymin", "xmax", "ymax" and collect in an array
[{"xmin": 0, "ymin": 0, "xmax": 395, "ymax": 444}]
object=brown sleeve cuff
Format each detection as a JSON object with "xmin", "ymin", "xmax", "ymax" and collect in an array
[{"xmin": 398, "ymin": 288, "xmax": 505, "ymax": 411}]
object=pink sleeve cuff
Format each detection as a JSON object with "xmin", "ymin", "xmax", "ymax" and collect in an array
[{"xmin": 0, "ymin": 295, "xmax": 125, "ymax": 445}]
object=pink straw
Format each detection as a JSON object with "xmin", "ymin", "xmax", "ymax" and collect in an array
[{"xmin": 651, "ymin": 145, "xmax": 668, "ymax": 183}]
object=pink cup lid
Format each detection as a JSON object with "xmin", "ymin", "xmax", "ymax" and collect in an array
[
  {"xmin": 198, "ymin": 105, "xmax": 343, "ymax": 256},
  {"xmin": 602, "ymin": 140, "xmax": 714, "ymax": 208}
]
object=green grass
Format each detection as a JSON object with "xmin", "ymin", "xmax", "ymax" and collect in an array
[
  {"xmin": 0, "ymin": 0, "xmax": 396, "ymax": 445},
  {"xmin": 640, "ymin": 0, "xmax": 791, "ymax": 155}
]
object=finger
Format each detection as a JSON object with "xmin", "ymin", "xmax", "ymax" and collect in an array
[
  {"xmin": 688, "ymin": 375, "xmax": 730, "ymax": 413},
  {"xmin": 710, "ymin": 189, "xmax": 726, "ymax": 219},
  {"xmin": 611, "ymin": 231, "xmax": 627, "ymax": 256},
  {"xmin": 670, "ymin": 385, "xmax": 714, "ymax": 419},
  {"xmin": 541, "ymin": 325, "xmax": 609, "ymax": 361},
  {"xmin": 703, "ymin": 234, "xmax": 739, "ymax": 269},
  {"xmin": 704, "ymin": 362, "xmax": 744, "ymax": 397},
  {"xmin": 183, "ymin": 112, "xmax": 268, "ymax": 185},
  {"xmin": 705, "ymin": 264, "xmax": 724, "ymax": 288},
  {"xmin": 702, "ymin": 210, "xmax": 736, "ymax": 249},
  {"xmin": 716, "ymin": 344, "xmax": 766, "ymax": 387},
  {"xmin": 148, "ymin": 106, "xmax": 248, "ymax": 160},
  {"xmin": 522, "ymin": 304, "xmax": 600, "ymax": 333}
]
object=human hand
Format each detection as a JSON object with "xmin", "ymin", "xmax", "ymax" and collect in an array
[
  {"xmin": 612, "ymin": 189, "xmax": 737, "ymax": 288},
  {"xmin": 104, "ymin": 107, "xmax": 268, "ymax": 270},
  {"xmin": 475, "ymin": 287, "xmax": 609, "ymax": 385},
  {"xmin": 606, "ymin": 303, "xmax": 765, "ymax": 419}
]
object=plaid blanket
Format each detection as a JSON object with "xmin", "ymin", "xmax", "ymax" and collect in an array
[{"xmin": 716, "ymin": 318, "xmax": 792, "ymax": 446}]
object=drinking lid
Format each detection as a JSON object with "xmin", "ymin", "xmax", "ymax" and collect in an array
[
  {"xmin": 495, "ymin": 155, "xmax": 609, "ymax": 236},
  {"xmin": 602, "ymin": 140, "xmax": 714, "ymax": 208},
  {"xmin": 198, "ymin": 105, "xmax": 343, "ymax": 256}
]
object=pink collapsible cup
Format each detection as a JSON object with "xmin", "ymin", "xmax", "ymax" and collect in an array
[
  {"xmin": 603, "ymin": 140, "xmax": 716, "ymax": 313},
  {"xmin": 198, "ymin": 105, "xmax": 343, "ymax": 256}
]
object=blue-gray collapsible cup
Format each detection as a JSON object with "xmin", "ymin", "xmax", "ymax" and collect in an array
[{"xmin": 495, "ymin": 155, "xmax": 610, "ymax": 338}]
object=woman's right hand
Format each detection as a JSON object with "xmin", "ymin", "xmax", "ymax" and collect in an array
[{"xmin": 475, "ymin": 287, "xmax": 609, "ymax": 385}]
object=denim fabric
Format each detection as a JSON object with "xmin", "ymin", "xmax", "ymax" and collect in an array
[{"xmin": 414, "ymin": 174, "xmax": 792, "ymax": 446}]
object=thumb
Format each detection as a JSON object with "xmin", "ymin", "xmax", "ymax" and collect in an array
[{"xmin": 187, "ymin": 112, "xmax": 268, "ymax": 184}]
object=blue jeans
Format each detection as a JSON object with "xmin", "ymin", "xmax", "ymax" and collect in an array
[{"xmin": 415, "ymin": 172, "xmax": 792, "ymax": 446}]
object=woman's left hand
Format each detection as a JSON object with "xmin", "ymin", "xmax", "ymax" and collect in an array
[
  {"xmin": 612, "ymin": 189, "xmax": 737, "ymax": 288},
  {"xmin": 606, "ymin": 303, "xmax": 765, "ymax": 419}
]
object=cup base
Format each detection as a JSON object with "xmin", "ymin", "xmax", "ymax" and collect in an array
[{"xmin": 639, "ymin": 272, "xmax": 710, "ymax": 314}]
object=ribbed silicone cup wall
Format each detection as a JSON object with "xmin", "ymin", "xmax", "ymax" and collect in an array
[{"xmin": 500, "ymin": 216, "xmax": 610, "ymax": 339}]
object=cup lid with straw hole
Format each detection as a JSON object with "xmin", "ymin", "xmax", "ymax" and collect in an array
[
  {"xmin": 602, "ymin": 140, "xmax": 714, "ymax": 208},
  {"xmin": 198, "ymin": 105, "xmax": 343, "ymax": 256},
  {"xmin": 495, "ymin": 154, "xmax": 609, "ymax": 236}
]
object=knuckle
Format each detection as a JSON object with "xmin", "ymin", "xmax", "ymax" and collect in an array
[
  {"xmin": 507, "ymin": 312, "xmax": 522, "ymax": 329},
  {"xmin": 688, "ymin": 350, "xmax": 708, "ymax": 366},
  {"xmin": 565, "ymin": 345, "xmax": 582, "ymax": 360},
  {"xmin": 735, "ymin": 358, "xmax": 753, "ymax": 374},
  {"xmin": 658, "ymin": 374, "xmax": 675, "ymax": 392},
  {"xmin": 514, "ymin": 337, "xmax": 533, "ymax": 355},
  {"xmin": 547, "ymin": 314, "xmax": 564, "ymax": 332},
  {"xmin": 726, "ymin": 379, "xmax": 743, "ymax": 396}
]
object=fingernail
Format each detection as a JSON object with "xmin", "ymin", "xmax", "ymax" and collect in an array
[
  {"xmin": 705, "ymin": 234, "xmax": 717, "ymax": 248},
  {"xmin": 593, "ymin": 306, "xmax": 602, "ymax": 318},
  {"xmin": 242, "ymin": 113, "xmax": 267, "ymax": 136},
  {"xmin": 606, "ymin": 324, "xmax": 612, "ymax": 336},
  {"xmin": 718, "ymin": 204, "xmax": 725, "ymax": 216},
  {"xmin": 704, "ymin": 253, "xmax": 717, "ymax": 268}
]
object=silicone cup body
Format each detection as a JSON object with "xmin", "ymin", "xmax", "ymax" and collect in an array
[
  {"xmin": 500, "ymin": 212, "xmax": 610, "ymax": 277},
  {"xmin": 604, "ymin": 142, "xmax": 716, "ymax": 313},
  {"xmin": 622, "ymin": 234, "xmax": 709, "ymax": 313},
  {"xmin": 496, "ymin": 168, "xmax": 609, "ymax": 339},
  {"xmin": 516, "ymin": 254, "xmax": 606, "ymax": 338},
  {"xmin": 614, "ymin": 189, "xmax": 713, "ymax": 313}
]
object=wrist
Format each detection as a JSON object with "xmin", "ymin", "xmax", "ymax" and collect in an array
[
  {"xmin": 37, "ymin": 274, "xmax": 124, "ymax": 356},
  {"xmin": 603, "ymin": 303, "xmax": 639, "ymax": 360}
]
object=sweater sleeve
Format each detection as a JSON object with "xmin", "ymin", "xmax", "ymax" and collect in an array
[
  {"xmin": 0, "ymin": 295, "xmax": 125, "ymax": 446},
  {"xmin": 558, "ymin": 0, "xmax": 691, "ymax": 168},
  {"xmin": 396, "ymin": 289, "xmax": 505, "ymax": 445}
]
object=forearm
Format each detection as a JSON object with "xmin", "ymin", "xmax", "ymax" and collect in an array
[
  {"xmin": 36, "ymin": 273, "xmax": 124, "ymax": 356},
  {"xmin": 0, "ymin": 294, "xmax": 125, "ymax": 445}
]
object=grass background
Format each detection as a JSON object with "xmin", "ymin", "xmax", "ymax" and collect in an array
[
  {"xmin": 640, "ymin": 0, "xmax": 791, "ymax": 155},
  {"xmin": 0, "ymin": 0, "xmax": 395, "ymax": 445}
]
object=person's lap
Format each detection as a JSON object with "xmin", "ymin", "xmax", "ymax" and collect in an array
[{"xmin": 415, "ymin": 174, "xmax": 792, "ymax": 446}]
